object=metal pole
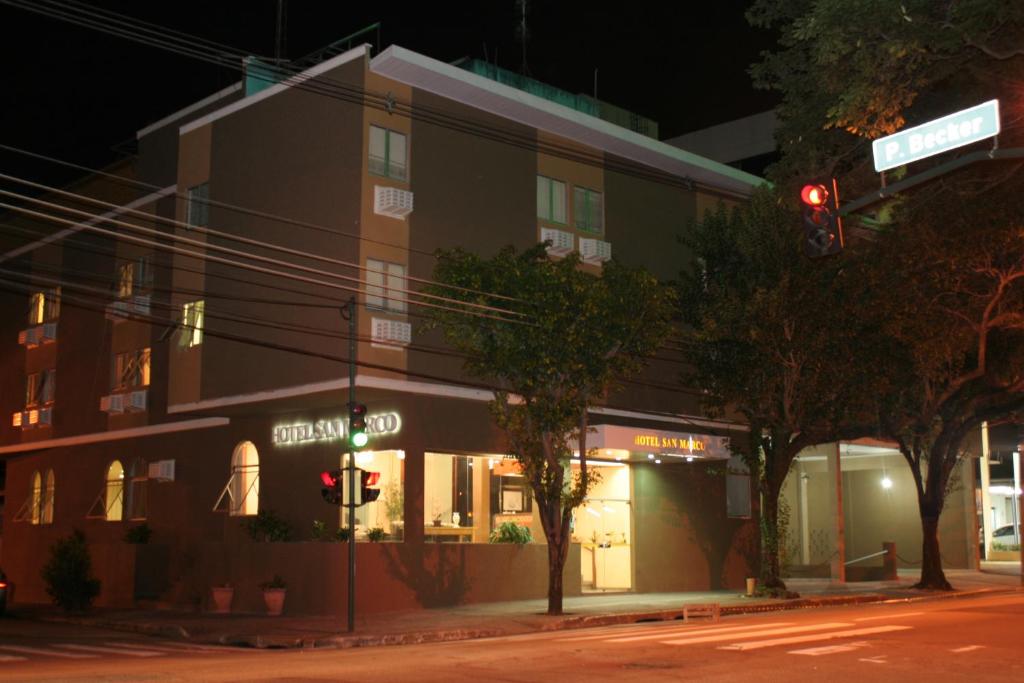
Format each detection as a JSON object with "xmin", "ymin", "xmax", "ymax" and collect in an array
[{"xmin": 346, "ymin": 297, "xmax": 357, "ymax": 632}]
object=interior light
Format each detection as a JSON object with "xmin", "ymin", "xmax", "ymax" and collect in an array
[
  {"xmin": 881, "ymin": 477, "xmax": 893, "ymax": 489},
  {"xmin": 585, "ymin": 506, "xmax": 600, "ymax": 517},
  {"xmin": 397, "ymin": 451, "xmax": 406, "ymax": 460},
  {"xmin": 647, "ymin": 453, "xmax": 655, "ymax": 460},
  {"xmin": 686, "ymin": 456, "xmax": 695, "ymax": 463},
  {"xmin": 655, "ymin": 459, "xmax": 662, "ymax": 464}
]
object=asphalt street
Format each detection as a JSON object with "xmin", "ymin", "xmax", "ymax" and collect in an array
[{"xmin": 0, "ymin": 592, "xmax": 1021, "ymax": 681}]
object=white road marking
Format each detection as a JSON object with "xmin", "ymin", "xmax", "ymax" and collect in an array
[
  {"xmin": 0, "ymin": 655, "xmax": 27, "ymax": 662},
  {"xmin": 661, "ymin": 622, "xmax": 852, "ymax": 646},
  {"xmin": 951, "ymin": 645, "xmax": 985, "ymax": 653},
  {"xmin": 157, "ymin": 641, "xmax": 249, "ymax": 652},
  {"xmin": 718, "ymin": 625, "xmax": 911, "ymax": 651},
  {"xmin": 859, "ymin": 656, "xmax": 888, "ymax": 664},
  {"xmin": 854, "ymin": 611, "xmax": 924, "ymax": 622},
  {"xmin": 0, "ymin": 645, "xmax": 98, "ymax": 659},
  {"xmin": 605, "ymin": 622, "xmax": 797, "ymax": 644},
  {"xmin": 112, "ymin": 641, "xmax": 247, "ymax": 654},
  {"xmin": 789, "ymin": 640, "xmax": 870, "ymax": 656},
  {"xmin": 55, "ymin": 643, "xmax": 164, "ymax": 657}
]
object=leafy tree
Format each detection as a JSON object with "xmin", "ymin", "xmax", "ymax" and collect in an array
[
  {"xmin": 41, "ymin": 529, "xmax": 101, "ymax": 612},
  {"xmin": 426, "ymin": 245, "xmax": 674, "ymax": 614},
  {"xmin": 748, "ymin": 0, "xmax": 1024, "ymax": 588},
  {"xmin": 680, "ymin": 187, "xmax": 888, "ymax": 591}
]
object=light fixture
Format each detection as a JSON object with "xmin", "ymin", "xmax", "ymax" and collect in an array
[
  {"xmin": 655, "ymin": 459, "xmax": 662, "ymax": 464},
  {"xmin": 686, "ymin": 456, "xmax": 695, "ymax": 463},
  {"xmin": 647, "ymin": 453, "xmax": 655, "ymax": 460},
  {"xmin": 881, "ymin": 477, "xmax": 893, "ymax": 490}
]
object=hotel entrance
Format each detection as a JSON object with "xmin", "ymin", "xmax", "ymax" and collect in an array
[{"xmin": 574, "ymin": 460, "xmax": 632, "ymax": 591}]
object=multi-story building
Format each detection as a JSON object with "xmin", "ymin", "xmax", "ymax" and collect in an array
[{"xmin": 0, "ymin": 42, "xmax": 768, "ymax": 615}]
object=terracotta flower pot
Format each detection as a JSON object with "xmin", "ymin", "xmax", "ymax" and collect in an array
[
  {"xmin": 211, "ymin": 586, "xmax": 234, "ymax": 614},
  {"xmin": 263, "ymin": 588, "xmax": 286, "ymax": 616}
]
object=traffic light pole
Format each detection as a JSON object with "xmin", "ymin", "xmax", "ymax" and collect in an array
[{"xmin": 345, "ymin": 297, "xmax": 357, "ymax": 633}]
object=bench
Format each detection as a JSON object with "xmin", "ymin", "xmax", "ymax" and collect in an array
[{"xmin": 682, "ymin": 603, "xmax": 720, "ymax": 623}]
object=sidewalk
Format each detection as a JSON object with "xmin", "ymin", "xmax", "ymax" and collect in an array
[{"xmin": 14, "ymin": 568, "xmax": 1021, "ymax": 650}]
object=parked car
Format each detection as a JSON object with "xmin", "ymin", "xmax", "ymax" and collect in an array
[{"xmin": 991, "ymin": 524, "xmax": 1020, "ymax": 546}]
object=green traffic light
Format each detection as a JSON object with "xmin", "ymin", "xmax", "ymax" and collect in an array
[{"xmin": 351, "ymin": 431, "xmax": 369, "ymax": 448}]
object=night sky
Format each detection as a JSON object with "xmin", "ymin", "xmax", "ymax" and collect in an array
[{"xmin": 1, "ymin": 0, "xmax": 777, "ymax": 186}]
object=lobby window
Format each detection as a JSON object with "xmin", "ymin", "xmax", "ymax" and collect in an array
[
  {"xmin": 26, "ymin": 369, "xmax": 56, "ymax": 407},
  {"xmin": 425, "ymin": 452, "xmax": 496, "ymax": 543},
  {"xmin": 536, "ymin": 175, "xmax": 567, "ymax": 224},
  {"xmin": 214, "ymin": 441, "xmax": 259, "ymax": 516},
  {"xmin": 573, "ymin": 187, "xmax": 604, "ymax": 234},
  {"xmin": 127, "ymin": 458, "xmax": 148, "ymax": 520},
  {"xmin": 117, "ymin": 256, "xmax": 154, "ymax": 298},
  {"xmin": 368, "ymin": 125, "xmax": 408, "ymax": 181},
  {"xmin": 365, "ymin": 259, "xmax": 407, "ymax": 313},
  {"xmin": 726, "ymin": 455, "xmax": 752, "ymax": 518},
  {"xmin": 350, "ymin": 450, "xmax": 405, "ymax": 541},
  {"xmin": 186, "ymin": 183, "xmax": 209, "ymax": 228},
  {"xmin": 181, "ymin": 300, "xmax": 205, "ymax": 348},
  {"xmin": 28, "ymin": 287, "xmax": 60, "ymax": 325},
  {"xmin": 112, "ymin": 348, "xmax": 151, "ymax": 391}
]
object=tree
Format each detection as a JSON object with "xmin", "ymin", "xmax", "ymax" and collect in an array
[
  {"xmin": 679, "ymin": 187, "xmax": 889, "ymax": 591},
  {"xmin": 41, "ymin": 529, "xmax": 101, "ymax": 612},
  {"xmin": 426, "ymin": 245, "xmax": 675, "ymax": 614},
  {"xmin": 748, "ymin": 0, "xmax": 1024, "ymax": 589}
]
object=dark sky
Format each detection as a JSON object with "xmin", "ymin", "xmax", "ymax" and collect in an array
[{"xmin": 1, "ymin": 1, "xmax": 777, "ymax": 186}]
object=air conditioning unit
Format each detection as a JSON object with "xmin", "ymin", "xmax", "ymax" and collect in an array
[
  {"xmin": 132, "ymin": 294, "xmax": 152, "ymax": 318},
  {"xmin": 39, "ymin": 322, "xmax": 57, "ymax": 343},
  {"xmin": 126, "ymin": 389, "xmax": 148, "ymax": 412},
  {"xmin": 148, "ymin": 459, "xmax": 175, "ymax": 482},
  {"xmin": 18, "ymin": 327, "xmax": 40, "ymax": 348},
  {"xmin": 100, "ymin": 393, "xmax": 125, "ymax": 414},
  {"xmin": 373, "ymin": 185, "xmax": 414, "ymax": 219},
  {"xmin": 578, "ymin": 238, "xmax": 612, "ymax": 264},
  {"xmin": 11, "ymin": 411, "xmax": 23, "ymax": 427},
  {"xmin": 371, "ymin": 317, "xmax": 412, "ymax": 346},
  {"xmin": 26, "ymin": 409, "xmax": 39, "ymax": 426},
  {"xmin": 36, "ymin": 407, "xmax": 53, "ymax": 425},
  {"xmin": 105, "ymin": 299, "xmax": 129, "ymax": 322},
  {"xmin": 540, "ymin": 227, "xmax": 574, "ymax": 256}
]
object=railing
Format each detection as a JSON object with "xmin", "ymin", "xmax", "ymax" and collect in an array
[{"xmin": 844, "ymin": 549, "xmax": 888, "ymax": 566}]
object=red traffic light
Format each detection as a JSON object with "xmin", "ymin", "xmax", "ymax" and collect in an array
[
  {"xmin": 801, "ymin": 184, "xmax": 829, "ymax": 207},
  {"xmin": 362, "ymin": 471, "xmax": 380, "ymax": 486},
  {"xmin": 320, "ymin": 470, "xmax": 338, "ymax": 487},
  {"xmin": 349, "ymin": 402, "xmax": 367, "ymax": 417}
]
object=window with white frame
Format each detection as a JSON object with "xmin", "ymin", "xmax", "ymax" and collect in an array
[
  {"xmin": 573, "ymin": 186, "xmax": 604, "ymax": 234},
  {"xmin": 181, "ymin": 300, "xmax": 205, "ymax": 348},
  {"xmin": 536, "ymin": 175, "xmax": 567, "ymax": 224},
  {"xmin": 213, "ymin": 441, "xmax": 260, "ymax": 516},
  {"xmin": 726, "ymin": 455, "xmax": 752, "ymax": 518},
  {"xmin": 104, "ymin": 460, "xmax": 124, "ymax": 522},
  {"xmin": 26, "ymin": 369, "xmax": 56, "ymax": 407},
  {"xmin": 28, "ymin": 287, "xmax": 60, "ymax": 325},
  {"xmin": 112, "ymin": 348, "xmax": 151, "ymax": 391},
  {"xmin": 365, "ymin": 259, "xmax": 407, "ymax": 313},
  {"xmin": 186, "ymin": 183, "xmax": 209, "ymax": 228},
  {"xmin": 368, "ymin": 125, "xmax": 408, "ymax": 181},
  {"xmin": 117, "ymin": 256, "xmax": 154, "ymax": 298}
]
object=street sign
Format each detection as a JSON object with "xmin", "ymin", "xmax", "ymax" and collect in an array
[{"xmin": 872, "ymin": 99, "xmax": 1000, "ymax": 172}]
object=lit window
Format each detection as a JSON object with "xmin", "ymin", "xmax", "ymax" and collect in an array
[
  {"xmin": 350, "ymin": 450, "xmax": 405, "ymax": 541},
  {"xmin": 26, "ymin": 369, "xmax": 55, "ymax": 407},
  {"xmin": 181, "ymin": 301, "xmax": 205, "ymax": 348},
  {"xmin": 28, "ymin": 288, "xmax": 60, "ymax": 325},
  {"xmin": 42, "ymin": 469, "xmax": 55, "ymax": 524},
  {"xmin": 127, "ymin": 458, "xmax": 148, "ymax": 520},
  {"xmin": 365, "ymin": 259, "xmax": 407, "ymax": 313},
  {"xmin": 368, "ymin": 125, "xmax": 408, "ymax": 181},
  {"xmin": 186, "ymin": 183, "xmax": 209, "ymax": 228},
  {"xmin": 425, "ymin": 452, "xmax": 496, "ymax": 543},
  {"xmin": 30, "ymin": 470, "xmax": 42, "ymax": 525},
  {"xmin": 573, "ymin": 187, "xmax": 604, "ymax": 234},
  {"xmin": 214, "ymin": 441, "xmax": 260, "ymax": 516},
  {"xmin": 105, "ymin": 460, "xmax": 125, "ymax": 522},
  {"xmin": 112, "ymin": 348, "xmax": 151, "ymax": 391},
  {"xmin": 117, "ymin": 256, "xmax": 153, "ymax": 298},
  {"xmin": 536, "ymin": 176, "xmax": 567, "ymax": 224}
]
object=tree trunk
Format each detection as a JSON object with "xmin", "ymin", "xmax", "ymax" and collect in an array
[
  {"xmin": 547, "ymin": 538, "xmax": 567, "ymax": 615},
  {"xmin": 760, "ymin": 485, "xmax": 787, "ymax": 590},
  {"xmin": 915, "ymin": 514, "xmax": 952, "ymax": 590}
]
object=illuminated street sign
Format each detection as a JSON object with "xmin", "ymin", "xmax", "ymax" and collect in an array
[{"xmin": 872, "ymin": 100, "xmax": 1000, "ymax": 172}]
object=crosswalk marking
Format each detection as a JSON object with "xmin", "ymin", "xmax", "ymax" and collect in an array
[
  {"xmin": 789, "ymin": 640, "xmax": 870, "ymax": 656},
  {"xmin": 56, "ymin": 643, "xmax": 164, "ymax": 657},
  {"xmin": 0, "ymin": 645, "xmax": 98, "ymax": 659},
  {"xmin": 718, "ymin": 625, "xmax": 911, "ymax": 651},
  {"xmin": 951, "ymin": 645, "xmax": 984, "ymax": 653},
  {"xmin": 110, "ymin": 641, "xmax": 247, "ymax": 654},
  {"xmin": 606, "ymin": 622, "xmax": 797, "ymax": 644},
  {"xmin": 661, "ymin": 622, "xmax": 852, "ymax": 646},
  {"xmin": 854, "ymin": 611, "xmax": 923, "ymax": 622}
]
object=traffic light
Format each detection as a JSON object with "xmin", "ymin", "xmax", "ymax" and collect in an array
[
  {"xmin": 321, "ymin": 469, "xmax": 343, "ymax": 505},
  {"xmin": 361, "ymin": 470, "xmax": 381, "ymax": 504},
  {"xmin": 800, "ymin": 179, "xmax": 844, "ymax": 257},
  {"xmin": 348, "ymin": 402, "xmax": 368, "ymax": 448}
]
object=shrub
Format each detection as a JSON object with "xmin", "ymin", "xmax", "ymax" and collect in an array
[
  {"xmin": 259, "ymin": 574, "xmax": 287, "ymax": 590},
  {"xmin": 367, "ymin": 527, "xmax": 386, "ymax": 542},
  {"xmin": 41, "ymin": 529, "xmax": 101, "ymax": 612},
  {"xmin": 335, "ymin": 526, "xmax": 351, "ymax": 542},
  {"xmin": 311, "ymin": 520, "xmax": 328, "ymax": 541},
  {"xmin": 123, "ymin": 523, "xmax": 152, "ymax": 544},
  {"xmin": 244, "ymin": 510, "xmax": 292, "ymax": 542},
  {"xmin": 489, "ymin": 521, "xmax": 532, "ymax": 545}
]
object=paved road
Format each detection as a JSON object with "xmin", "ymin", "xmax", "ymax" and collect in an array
[{"xmin": 2, "ymin": 593, "xmax": 1022, "ymax": 681}]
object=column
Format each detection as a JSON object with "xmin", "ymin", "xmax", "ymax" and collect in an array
[
  {"xmin": 828, "ymin": 443, "xmax": 846, "ymax": 582},
  {"xmin": 980, "ymin": 423, "xmax": 993, "ymax": 562}
]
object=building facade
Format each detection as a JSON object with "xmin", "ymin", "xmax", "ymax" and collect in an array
[{"xmin": 0, "ymin": 44, "xmax": 767, "ymax": 615}]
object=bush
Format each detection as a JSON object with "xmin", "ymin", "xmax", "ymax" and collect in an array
[
  {"xmin": 244, "ymin": 510, "xmax": 292, "ymax": 542},
  {"xmin": 336, "ymin": 526, "xmax": 351, "ymax": 542},
  {"xmin": 41, "ymin": 529, "xmax": 101, "ymax": 612},
  {"xmin": 123, "ymin": 523, "xmax": 152, "ymax": 544},
  {"xmin": 489, "ymin": 521, "xmax": 532, "ymax": 545},
  {"xmin": 259, "ymin": 574, "xmax": 287, "ymax": 590},
  {"xmin": 367, "ymin": 527, "xmax": 386, "ymax": 542}
]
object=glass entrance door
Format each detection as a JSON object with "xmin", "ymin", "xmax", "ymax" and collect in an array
[{"xmin": 573, "ymin": 462, "xmax": 632, "ymax": 592}]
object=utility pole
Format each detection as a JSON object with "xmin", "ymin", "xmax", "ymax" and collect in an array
[{"xmin": 342, "ymin": 297, "xmax": 357, "ymax": 632}]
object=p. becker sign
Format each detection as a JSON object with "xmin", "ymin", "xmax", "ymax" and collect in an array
[
  {"xmin": 586, "ymin": 424, "xmax": 731, "ymax": 460},
  {"xmin": 272, "ymin": 412, "xmax": 401, "ymax": 446},
  {"xmin": 872, "ymin": 99, "xmax": 1000, "ymax": 172}
]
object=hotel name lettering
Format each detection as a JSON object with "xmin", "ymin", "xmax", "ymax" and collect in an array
[
  {"xmin": 272, "ymin": 412, "xmax": 401, "ymax": 446},
  {"xmin": 633, "ymin": 434, "xmax": 707, "ymax": 452}
]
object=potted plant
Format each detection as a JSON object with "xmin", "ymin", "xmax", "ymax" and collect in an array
[
  {"xmin": 367, "ymin": 527, "xmax": 386, "ymax": 542},
  {"xmin": 210, "ymin": 583, "xmax": 234, "ymax": 614},
  {"xmin": 260, "ymin": 575, "xmax": 287, "ymax": 616}
]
